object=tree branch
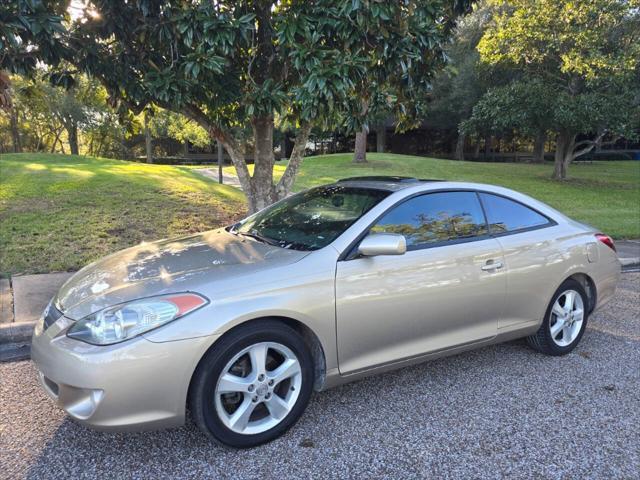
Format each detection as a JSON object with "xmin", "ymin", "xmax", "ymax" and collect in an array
[
  {"xmin": 275, "ymin": 123, "xmax": 312, "ymax": 199},
  {"xmin": 178, "ymin": 104, "xmax": 252, "ymax": 194},
  {"xmin": 572, "ymin": 143, "xmax": 597, "ymax": 160},
  {"xmin": 573, "ymin": 140, "xmax": 595, "ymax": 150},
  {"xmin": 572, "ymin": 131, "xmax": 608, "ymax": 160}
]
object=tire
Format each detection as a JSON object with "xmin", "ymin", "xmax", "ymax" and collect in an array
[
  {"xmin": 189, "ymin": 320, "xmax": 314, "ymax": 448},
  {"xmin": 526, "ymin": 278, "xmax": 589, "ymax": 356}
]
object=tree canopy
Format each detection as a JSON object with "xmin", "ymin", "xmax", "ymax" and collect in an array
[
  {"xmin": 469, "ymin": 0, "xmax": 640, "ymax": 178},
  {"xmin": 1, "ymin": 0, "xmax": 468, "ymax": 211}
]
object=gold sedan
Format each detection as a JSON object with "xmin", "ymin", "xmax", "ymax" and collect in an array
[{"xmin": 32, "ymin": 177, "xmax": 621, "ymax": 448}]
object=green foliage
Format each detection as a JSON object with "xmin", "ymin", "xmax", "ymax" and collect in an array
[
  {"xmin": 463, "ymin": 79, "xmax": 555, "ymax": 136},
  {"xmin": 478, "ymin": 0, "xmax": 640, "ymax": 82},
  {"xmin": 467, "ymin": 0, "xmax": 640, "ymax": 170},
  {"xmin": 428, "ymin": 2, "xmax": 498, "ymax": 130},
  {"xmin": 37, "ymin": 1, "xmax": 469, "ymax": 133},
  {"xmin": 144, "ymin": 109, "xmax": 211, "ymax": 149},
  {"xmin": 0, "ymin": 0, "xmax": 69, "ymax": 75},
  {"xmin": 3, "ymin": 1, "xmax": 472, "ymax": 208},
  {"xmin": 4, "ymin": 71, "xmax": 125, "ymax": 155}
]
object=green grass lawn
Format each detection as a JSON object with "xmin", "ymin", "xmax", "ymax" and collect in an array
[
  {"xmin": 223, "ymin": 153, "xmax": 639, "ymax": 239},
  {"xmin": 292, "ymin": 153, "xmax": 639, "ymax": 239},
  {"xmin": 1, "ymin": 152, "xmax": 638, "ymax": 275},
  {"xmin": 0, "ymin": 153, "xmax": 246, "ymax": 275}
]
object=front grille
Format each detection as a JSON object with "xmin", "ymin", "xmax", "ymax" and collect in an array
[{"xmin": 43, "ymin": 303, "xmax": 64, "ymax": 330}]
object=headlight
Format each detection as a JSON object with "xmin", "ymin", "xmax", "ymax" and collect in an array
[{"xmin": 67, "ymin": 293, "xmax": 208, "ymax": 345}]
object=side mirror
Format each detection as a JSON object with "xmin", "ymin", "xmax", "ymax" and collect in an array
[{"xmin": 358, "ymin": 233, "xmax": 407, "ymax": 257}]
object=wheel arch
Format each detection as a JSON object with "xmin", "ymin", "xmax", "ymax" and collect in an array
[
  {"xmin": 188, "ymin": 316, "xmax": 327, "ymax": 405},
  {"xmin": 567, "ymin": 272, "xmax": 597, "ymax": 313}
]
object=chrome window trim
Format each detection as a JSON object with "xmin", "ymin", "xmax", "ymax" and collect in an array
[
  {"xmin": 339, "ymin": 188, "xmax": 557, "ymax": 261},
  {"xmin": 475, "ymin": 190, "xmax": 557, "ymax": 237}
]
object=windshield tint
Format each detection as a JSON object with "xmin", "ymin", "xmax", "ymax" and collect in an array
[{"xmin": 234, "ymin": 186, "xmax": 390, "ymax": 251}]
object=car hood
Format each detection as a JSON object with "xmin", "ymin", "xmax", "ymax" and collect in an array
[{"xmin": 55, "ymin": 229, "xmax": 309, "ymax": 319}]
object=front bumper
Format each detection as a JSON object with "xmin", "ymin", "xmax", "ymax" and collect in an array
[{"xmin": 31, "ymin": 315, "xmax": 217, "ymax": 431}]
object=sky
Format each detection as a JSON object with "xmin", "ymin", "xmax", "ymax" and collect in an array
[{"xmin": 68, "ymin": 1, "xmax": 100, "ymax": 21}]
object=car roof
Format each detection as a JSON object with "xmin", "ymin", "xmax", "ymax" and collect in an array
[
  {"xmin": 334, "ymin": 176, "xmax": 444, "ymax": 191},
  {"xmin": 330, "ymin": 177, "xmax": 570, "ymax": 222}
]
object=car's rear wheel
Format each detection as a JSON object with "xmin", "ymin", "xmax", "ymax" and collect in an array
[
  {"xmin": 527, "ymin": 279, "xmax": 589, "ymax": 355},
  {"xmin": 190, "ymin": 320, "xmax": 313, "ymax": 448}
]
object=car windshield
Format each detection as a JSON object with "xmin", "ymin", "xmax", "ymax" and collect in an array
[{"xmin": 231, "ymin": 185, "xmax": 390, "ymax": 251}]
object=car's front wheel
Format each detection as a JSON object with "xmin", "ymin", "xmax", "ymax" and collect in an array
[
  {"xmin": 190, "ymin": 320, "xmax": 313, "ymax": 448},
  {"xmin": 527, "ymin": 278, "xmax": 589, "ymax": 355}
]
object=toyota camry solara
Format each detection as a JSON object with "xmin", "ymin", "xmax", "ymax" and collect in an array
[{"xmin": 32, "ymin": 177, "xmax": 620, "ymax": 448}]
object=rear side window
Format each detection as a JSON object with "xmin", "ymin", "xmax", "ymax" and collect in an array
[
  {"xmin": 479, "ymin": 193, "xmax": 550, "ymax": 234},
  {"xmin": 371, "ymin": 191, "xmax": 488, "ymax": 249}
]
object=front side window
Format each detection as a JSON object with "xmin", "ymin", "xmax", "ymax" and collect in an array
[
  {"xmin": 234, "ymin": 185, "xmax": 390, "ymax": 250},
  {"xmin": 371, "ymin": 191, "xmax": 488, "ymax": 249},
  {"xmin": 479, "ymin": 193, "xmax": 550, "ymax": 234}
]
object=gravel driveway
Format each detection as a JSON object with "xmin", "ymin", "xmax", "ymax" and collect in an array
[{"xmin": 1, "ymin": 273, "xmax": 639, "ymax": 479}]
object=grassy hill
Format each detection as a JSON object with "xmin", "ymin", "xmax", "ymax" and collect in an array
[
  {"xmin": 1, "ymin": 152, "xmax": 638, "ymax": 274},
  {"xmin": 0, "ymin": 153, "xmax": 246, "ymax": 274},
  {"xmin": 292, "ymin": 153, "xmax": 639, "ymax": 239}
]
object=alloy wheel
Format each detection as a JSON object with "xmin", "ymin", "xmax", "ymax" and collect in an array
[
  {"xmin": 214, "ymin": 342, "xmax": 302, "ymax": 435},
  {"xmin": 549, "ymin": 289, "xmax": 584, "ymax": 347}
]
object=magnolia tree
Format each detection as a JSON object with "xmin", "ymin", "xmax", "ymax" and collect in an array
[
  {"xmin": 1, "ymin": 0, "xmax": 69, "ymax": 151},
  {"xmin": 474, "ymin": 0, "xmax": 640, "ymax": 179},
  {"xmin": 2, "ymin": 0, "xmax": 469, "ymax": 212}
]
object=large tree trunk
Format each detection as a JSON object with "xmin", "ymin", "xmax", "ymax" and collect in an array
[
  {"xmin": 483, "ymin": 135, "xmax": 491, "ymax": 160},
  {"xmin": 275, "ymin": 123, "xmax": 312, "ymax": 200},
  {"xmin": 50, "ymin": 128, "xmax": 63, "ymax": 153},
  {"xmin": 68, "ymin": 124, "xmax": 79, "ymax": 155},
  {"xmin": 553, "ymin": 131, "xmax": 576, "ymax": 180},
  {"xmin": 217, "ymin": 142, "xmax": 224, "ymax": 184},
  {"xmin": 375, "ymin": 124, "xmax": 386, "ymax": 153},
  {"xmin": 353, "ymin": 126, "xmax": 368, "ymax": 163},
  {"xmin": 144, "ymin": 111, "xmax": 153, "ymax": 163},
  {"xmin": 9, "ymin": 106, "xmax": 21, "ymax": 153},
  {"xmin": 533, "ymin": 131, "xmax": 547, "ymax": 163},
  {"xmin": 249, "ymin": 116, "xmax": 278, "ymax": 212},
  {"xmin": 454, "ymin": 131, "xmax": 465, "ymax": 161},
  {"xmin": 182, "ymin": 105, "xmax": 312, "ymax": 214},
  {"xmin": 473, "ymin": 140, "xmax": 481, "ymax": 159}
]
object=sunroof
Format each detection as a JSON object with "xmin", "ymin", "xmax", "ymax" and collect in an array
[
  {"xmin": 337, "ymin": 176, "xmax": 443, "ymax": 183},
  {"xmin": 337, "ymin": 176, "xmax": 419, "ymax": 183}
]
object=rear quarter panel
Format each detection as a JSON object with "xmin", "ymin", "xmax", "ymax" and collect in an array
[{"xmin": 495, "ymin": 224, "xmax": 618, "ymax": 331}]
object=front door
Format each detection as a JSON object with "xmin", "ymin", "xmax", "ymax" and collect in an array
[{"xmin": 336, "ymin": 191, "xmax": 506, "ymax": 375}]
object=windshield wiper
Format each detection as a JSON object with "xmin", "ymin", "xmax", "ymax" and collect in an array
[{"xmin": 237, "ymin": 231, "xmax": 281, "ymax": 247}]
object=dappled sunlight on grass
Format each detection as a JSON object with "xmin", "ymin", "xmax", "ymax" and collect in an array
[
  {"xmin": 1, "ymin": 151, "xmax": 637, "ymax": 274},
  {"xmin": 0, "ymin": 153, "xmax": 247, "ymax": 274},
  {"xmin": 222, "ymin": 162, "xmax": 287, "ymax": 181},
  {"xmin": 49, "ymin": 166, "xmax": 95, "ymax": 178},
  {"xmin": 210, "ymin": 152, "xmax": 638, "ymax": 238},
  {"xmin": 24, "ymin": 163, "xmax": 47, "ymax": 171},
  {"xmin": 290, "ymin": 153, "xmax": 639, "ymax": 238}
]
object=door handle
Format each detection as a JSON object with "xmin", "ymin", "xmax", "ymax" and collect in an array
[{"xmin": 481, "ymin": 260, "xmax": 503, "ymax": 271}]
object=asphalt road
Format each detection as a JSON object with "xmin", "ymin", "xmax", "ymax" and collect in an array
[{"xmin": 1, "ymin": 273, "xmax": 639, "ymax": 479}]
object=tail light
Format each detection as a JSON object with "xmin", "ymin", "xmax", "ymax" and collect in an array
[{"xmin": 595, "ymin": 233, "xmax": 616, "ymax": 252}]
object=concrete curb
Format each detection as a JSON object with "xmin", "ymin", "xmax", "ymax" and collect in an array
[
  {"xmin": 620, "ymin": 257, "xmax": 640, "ymax": 267},
  {"xmin": 0, "ymin": 321, "xmax": 35, "ymax": 344},
  {"xmin": 0, "ymin": 341, "xmax": 31, "ymax": 362}
]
